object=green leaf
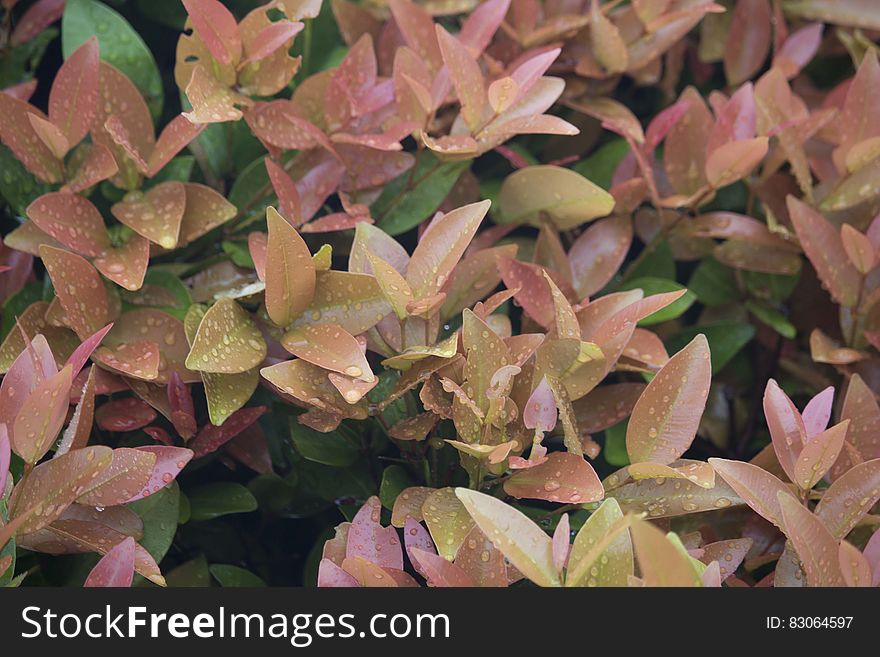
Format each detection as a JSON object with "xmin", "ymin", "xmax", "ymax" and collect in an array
[
  {"xmin": 210, "ymin": 564, "xmax": 267, "ymax": 587},
  {"xmin": 687, "ymin": 257, "xmax": 740, "ymax": 306},
  {"xmin": 188, "ymin": 482, "xmax": 258, "ymax": 521},
  {"xmin": 0, "ymin": 145, "xmax": 52, "ymax": 215},
  {"xmin": 62, "ymin": 0, "xmax": 164, "ymax": 118},
  {"xmin": 379, "ymin": 465, "xmax": 414, "ymax": 510},
  {"xmin": 742, "ymin": 270, "xmax": 799, "ymax": 303},
  {"xmin": 455, "ymin": 488, "xmax": 561, "ymax": 587},
  {"xmin": 164, "ymin": 555, "xmax": 211, "ymax": 587},
  {"xmin": 573, "ymin": 138, "xmax": 630, "ymax": 191},
  {"xmin": 745, "ymin": 300, "xmax": 796, "ymax": 338},
  {"xmin": 625, "ymin": 240, "xmax": 675, "ymax": 281},
  {"xmin": 290, "ymin": 419, "xmax": 361, "ymax": 467},
  {"xmin": 603, "ymin": 420, "xmax": 630, "ymax": 467},
  {"xmin": 148, "ymin": 156, "xmax": 195, "ymax": 185},
  {"xmin": 374, "ymin": 153, "xmax": 470, "ymax": 236},
  {"xmin": 129, "ymin": 482, "xmax": 180, "ymax": 565},
  {"xmin": 667, "ymin": 321, "xmax": 754, "ymax": 372},
  {"xmin": 619, "ymin": 278, "xmax": 695, "ymax": 325}
]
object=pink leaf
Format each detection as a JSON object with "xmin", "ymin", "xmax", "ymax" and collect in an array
[
  {"xmin": 84, "ymin": 536, "xmax": 136, "ymax": 588},
  {"xmin": 0, "ymin": 424, "xmax": 9, "ymax": 494},
  {"xmin": 182, "ymin": 0, "xmax": 242, "ymax": 66},
  {"xmin": 551, "ymin": 513, "xmax": 570, "ymax": 574},
  {"xmin": 802, "ymin": 386, "xmax": 834, "ymax": 439},
  {"xmin": 49, "ymin": 37, "xmax": 99, "ymax": 147},
  {"xmin": 504, "ymin": 452, "xmax": 604, "ymax": 504},
  {"xmin": 95, "ymin": 397, "xmax": 157, "ymax": 432},
  {"xmin": 523, "ymin": 376, "xmax": 557, "ymax": 434},
  {"xmin": 127, "ymin": 446, "xmax": 194, "ymax": 502},
  {"xmin": 403, "ymin": 517, "xmax": 436, "ymax": 579},
  {"xmin": 346, "ymin": 497, "xmax": 403, "ymax": 570},
  {"xmin": 318, "ymin": 558, "xmax": 359, "ymax": 587},
  {"xmin": 763, "ymin": 378, "xmax": 806, "ymax": 483},
  {"xmin": 773, "ymin": 23, "xmax": 823, "ymax": 79},
  {"xmin": 65, "ymin": 323, "xmax": 113, "ymax": 380},
  {"xmin": 190, "ymin": 406, "xmax": 267, "ymax": 458},
  {"xmin": 409, "ymin": 547, "xmax": 475, "ymax": 587}
]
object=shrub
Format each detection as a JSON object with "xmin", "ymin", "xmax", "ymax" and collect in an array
[{"xmin": 1, "ymin": 0, "xmax": 880, "ymax": 588}]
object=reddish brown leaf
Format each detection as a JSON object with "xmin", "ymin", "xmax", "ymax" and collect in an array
[
  {"xmin": 27, "ymin": 192, "xmax": 110, "ymax": 257},
  {"xmin": 49, "ymin": 37, "xmax": 99, "ymax": 147},
  {"xmin": 265, "ymin": 206, "xmax": 315, "ymax": 327},
  {"xmin": 504, "ymin": 452, "xmax": 604, "ymax": 504},
  {"xmin": 84, "ymin": 536, "xmax": 135, "ymax": 588},
  {"xmin": 39, "ymin": 245, "xmax": 110, "ymax": 339}
]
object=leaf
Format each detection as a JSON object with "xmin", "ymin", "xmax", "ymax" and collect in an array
[
  {"xmin": 111, "ymin": 182, "xmax": 187, "ymax": 249},
  {"xmin": 454, "ymin": 525, "xmax": 507, "ymax": 587},
  {"xmin": 708, "ymin": 458, "xmax": 795, "ymax": 530},
  {"xmin": 763, "ymin": 378, "xmax": 807, "ymax": 484},
  {"xmin": 189, "ymin": 406, "xmax": 266, "ymax": 458},
  {"xmin": 589, "ymin": 0, "xmax": 627, "ymax": 75},
  {"xmin": 283, "ymin": 324, "xmax": 374, "ymax": 383},
  {"xmin": 375, "ymin": 155, "xmax": 469, "ymax": 236},
  {"xmin": 287, "ymin": 271, "xmax": 390, "ymax": 336},
  {"xmin": 128, "ymin": 482, "xmax": 180, "ymax": 565},
  {"xmin": 127, "ymin": 446, "xmax": 193, "ymax": 502},
  {"xmin": 618, "ymin": 278, "xmax": 696, "ymax": 325},
  {"xmin": 3, "ymin": 446, "xmax": 112, "ymax": 543},
  {"xmin": 504, "ymin": 452, "xmax": 604, "ymax": 504},
  {"xmin": 77, "ymin": 447, "xmax": 156, "ymax": 507},
  {"xmin": 666, "ymin": 321, "xmax": 754, "ymax": 372},
  {"xmin": 630, "ymin": 517, "xmax": 701, "ymax": 586},
  {"xmin": 185, "ymin": 298, "xmax": 267, "ymax": 374},
  {"xmin": 0, "ymin": 93, "xmax": 63, "ymax": 183},
  {"xmin": 840, "ymin": 224, "xmax": 876, "ymax": 274},
  {"xmin": 815, "ymin": 459, "xmax": 880, "ymax": 539},
  {"xmin": 565, "ymin": 498, "xmax": 632, "ymax": 586},
  {"xmin": 436, "ymin": 25, "xmax": 485, "ymax": 131},
  {"xmin": 188, "ymin": 482, "xmax": 258, "ymax": 521},
  {"xmin": 787, "ymin": 196, "xmax": 861, "ymax": 307},
  {"xmin": 95, "ymin": 397, "xmax": 157, "ymax": 432},
  {"xmin": 705, "ymin": 137, "xmax": 768, "ymax": 188},
  {"xmin": 793, "ymin": 421, "xmax": 849, "ymax": 490},
  {"xmin": 406, "ymin": 200, "xmax": 490, "ymax": 300},
  {"xmin": 626, "ymin": 335, "xmax": 711, "ymax": 465},
  {"xmin": 608, "ymin": 474, "xmax": 742, "ymax": 518},
  {"xmin": 568, "ymin": 215, "xmax": 633, "ymax": 299},
  {"xmin": 422, "ymin": 488, "xmax": 474, "ymax": 561},
  {"xmin": 11, "ymin": 364, "xmax": 72, "ymax": 464},
  {"xmin": 455, "ymin": 488, "xmax": 560, "ymax": 587},
  {"xmin": 723, "ymin": 0, "xmax": 771, "ymax": 86},
  {"xmin": 409, "ymin": 547, "xmax": 475, "ymax": 587},
  {"xmin": 210, "ymin": 564, "xmax": 266, "ymax": 587},
  {"xmin": 178, "ymin": 183, "xmax": 237, "ymax": 245},
  {"xmin": 48, "ymin": 38, "xmax": 99, "ymax": 151},
  {"xmin": 62, "ymin": 0, "xmax": 163, "ymax": 117},
  {"xmin": 346, "ymin": 496, "xmax": 403, "ymax": 570},
  {"xmin": 291, "ymin": 422, "xmax": 360, "ymax": 467},
  {"xmin": 833, "ymin": 374, "xmax": 880, "ymax": 479},
  {"xmin": 147, "ymin": 114, "xmax": 204, "ymax": 178},
  {"xmin": 183, "ymin": 64, "xmax": 251, "ymax": 124},
  {"xmin": 39, "ymin": 245, "xmax": 109, "ymax": 339},
  {"xmin": 83, "ymin": 536, "xmax": 136, "ymax": 587},
  {"xmin": 264, "ymin": 207, "xmax": 315, "ymax": 327},
  {"xmin": 181, "ymin": 0, "xmax": 241, "ymax": 67},
  {"xmin": 783, "ymin": 0, "xmax": 880, "ymax": 31},
  {"xmin": 777, "ymin": 492, "xmax": 845, "ymax": 586},
  {"xmin": 94, "ymin": 231, "xmax": 150, "ymax": 292},
  {"xmin": 498, "ymin": 165, "xmax": 614, "ymax": 230}
]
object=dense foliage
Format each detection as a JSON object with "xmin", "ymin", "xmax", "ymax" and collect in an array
[{"xmin": 1, "ymin": 0, "xmax": 880, "ymax": 588}]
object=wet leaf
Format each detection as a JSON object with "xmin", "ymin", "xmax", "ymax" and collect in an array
[
  {"xmin": 39, "ymin": 246, "xmax": 109, "ymax": 339},
  {"xmin": 709, "ymin": 458, "xmax": 795, "ymax": 530},
  {"xmin": 455, "ymin": 487, "xmax": 560, "ymax": 587},
  {"xmin": 111, "ymin": 183, "xmax": 186, "ymax": 250},
  {"xmin": 626, "ymin": 335, "xmax": 711, "ymax": 465},
  {"xmin": 504, "ymin": 452, "xmax": 604, "ymax": 504},
  {"xmin": 265, "ymin": 206, "xmax": 315, "ymax": 327},
  {"xmin": 815, "ymin": 459, "xmax": 880, "ymax": 539},
  {"xmin": 422, "ymin": 488, "xmax": 474, "ymax": 561},
  {"xmin": 498, "ymin": 166, "xmax": 614, "ymax": 230},
  {"xmin": 186, "ymin": 298, "xmax": 267, "ymax": 374},
  {"xmin": 777, "ymin": 492, "xmax": 845, "ymax": 586},
  {"xmin": 566, "ymin": 498, "xmax": 632, "ymax": 587},
  {"xmin": 83, "ymin": 535, "xmax": 135, "ymax": 587},
  {"xmin": 630, "ymin": 517, "xmax": 701, "ymax": 586}
]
